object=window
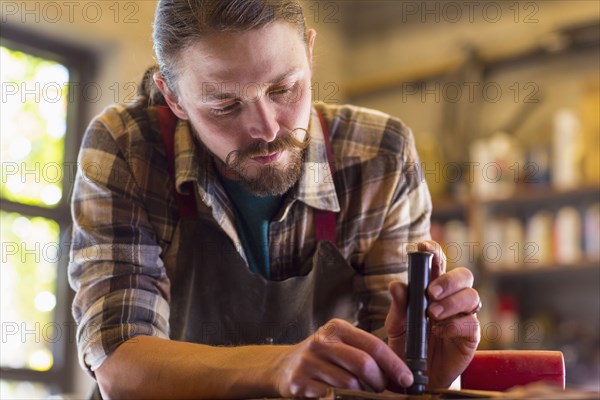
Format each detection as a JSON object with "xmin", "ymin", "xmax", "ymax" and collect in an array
[{"xmin": 1, "ymin": 26, "xmax": 94, "ymax": 397}]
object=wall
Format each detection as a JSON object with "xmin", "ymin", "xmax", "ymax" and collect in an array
[
  {"xmin": 331, "ymin": 1, "xmax": 599, "ymax": 199},
  {"xmin": 2, "ymin": 0, "xmax": 157, "ymax": 121},
  {"xmin": 339, "ymin": 1, "xmax": 597, "ymax": 85},
  {"xmin": 334, "ymin": 1, "xmax": 599, "ymax": 148}
]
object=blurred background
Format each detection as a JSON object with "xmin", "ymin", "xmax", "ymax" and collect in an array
[{"xmin": 1, "ymin": 1, "xmax": 599, "ymax": 398}]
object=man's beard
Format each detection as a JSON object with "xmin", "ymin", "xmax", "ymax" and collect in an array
[{"xmin": 210, "ymin": 128, "xmax": 311, "ymax": 196}]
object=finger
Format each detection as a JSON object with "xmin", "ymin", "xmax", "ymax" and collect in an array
[
  {"xmin": 314, "ymin": 341, "xmax": 386, "ymax": 392},
  {"xmin": 286, "ymin": 378, "xmax": 330, "ymax": 399},
  {"xmin": 428, "ymin": 287, "xmax": 480, "ymax": 321},
  {"xmin": 304, "ymin": 354, "xmax": 363, "ymax": 391},
  {"xmin": 430, "ymin": 314, "xmax": 481, "ymax": 345},
  {"xmin": 418, "ymin": 240, "xmax": 446, "ymax": 279},
  {"xmin": 385, "ymin": 281, "xmax": 408, "ymax": 339},
  {"xmin": 320, "ymin": 319, "xmax": 414, "ymax": 388},
  {"xmin": 428, "ymin": 267, "xmax": 474, "ymax": 302},
  {"xmin": 385, "ymin": 282, "xmax": 408, "ymax": 361},
  {"xmin": 466, "ymin": 300, "xmax": 482, "ymax": 316},
  {"xmin": 303, "ymin": 382, "xmax": 330, "ymax": 399}
]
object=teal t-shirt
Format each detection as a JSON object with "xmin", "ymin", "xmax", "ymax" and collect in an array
[{"xmin": 218, "ymin": 175, "xmax": 283, "ymax": 279}]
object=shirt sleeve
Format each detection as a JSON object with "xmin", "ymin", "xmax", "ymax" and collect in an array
[
  {"xmin": 355, "ymin": 123, "xmax": 433, "ymax": 337},
  {"xmin": 68, "ymin": 110, "xmax": 170, "ymax": 376}
]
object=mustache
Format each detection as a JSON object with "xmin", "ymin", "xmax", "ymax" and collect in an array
[{"xmin": 225, "ymin": 128, "xmax": 311, "ymax": 167}]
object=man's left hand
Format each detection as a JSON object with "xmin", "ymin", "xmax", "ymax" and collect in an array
[{"xmin": 384, "ymin": 240, "xmax": 481, "ymax": 389}]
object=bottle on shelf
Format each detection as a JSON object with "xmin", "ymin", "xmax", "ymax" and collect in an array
[
  {"xmin": 525, "ymin": 211, "xmax": 554, "ymax": 268},
  {"xmin": 583, "ymin": 203, "xmax": 600, "ymax": 262},
  {"xmin": 554, "ymin": 206, "xmax": 582, "ymax": 265},
  {"xmin": 552, "ymin": 109, "xmax": 583, "ymax": 191}
]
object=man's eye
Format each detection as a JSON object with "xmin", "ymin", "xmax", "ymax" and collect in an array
[
  {"xmin": 270, "ymin": 83, "xmax": 298, "ymax": 99},
  {"xmin": 211, "ymin": 103, "xmax": 239, "ymax": 116}
]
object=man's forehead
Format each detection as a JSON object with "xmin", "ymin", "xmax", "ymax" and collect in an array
[
  {"xmin": 177, "ymin": 22, "xmax": 308, "ymax": 93},
  {"xmin": 187, "ymin": 58, "xmax": 305, "ymax": 87},
  {"xmin": 200, "ymin": 68, "xmax": 303, "ymax": 100}
]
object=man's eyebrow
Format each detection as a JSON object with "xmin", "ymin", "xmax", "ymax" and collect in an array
[
  {"xmin": 202, "ymin": 68, "xmax": 301, "ymax": 102},
  {"xmin": 203, "ymin": 91, "xmax": 236, "ymax": 101},
  {"xmin": 268, "ymin": 68, "xmax": 301, "ymax": 85}
]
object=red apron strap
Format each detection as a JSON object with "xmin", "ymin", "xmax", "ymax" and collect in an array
[
  {"xmin": 156, "ymin": 106, "xmax": 197, "ymax": 218},
  {"xmin": 314, "ymin": 111, "xmax": 337, "ymax": 244}
]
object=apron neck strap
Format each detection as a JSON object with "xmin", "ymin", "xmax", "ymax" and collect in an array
[
  {"xmin": 156, "ymin": 106, "xmax": 197, "ymax": 218},
  {"xmin": 314, "ymin": 111, "xmax": 337, "ymax": 244}
]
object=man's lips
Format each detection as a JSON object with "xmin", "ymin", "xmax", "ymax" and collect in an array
[{"xmin": 250, "ymin": 151, "xmax": 282, "ymax": 164}]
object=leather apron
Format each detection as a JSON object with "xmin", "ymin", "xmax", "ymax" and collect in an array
[{"xmin": 162, "ymin": 108, "xmax": 359, "ymax": 346}]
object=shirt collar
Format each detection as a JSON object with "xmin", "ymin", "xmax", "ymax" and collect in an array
[
  {"xmin": 289, "ymin": 107, "xmax": 340, "ymax": 212},
  {"xmin": 172, "ymin": 118, "xmax": 216, "ymax": 207},
  {"xmin": 172, "ymin": 106, "xmax": 340, "ymax": 213}
]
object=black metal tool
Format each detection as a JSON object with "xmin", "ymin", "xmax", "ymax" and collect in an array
[{"xmin": 405, "ymin": 251, "xmax": 433, "ymax": 395}]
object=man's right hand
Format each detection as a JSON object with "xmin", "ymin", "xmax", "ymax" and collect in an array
[
  {"xmin": 95, "ymin": 321, "xmax": 413, "ymax": 399},
  {"xmin": 273, "ymin": 319, "xmax": 414, "ymax": 398}
]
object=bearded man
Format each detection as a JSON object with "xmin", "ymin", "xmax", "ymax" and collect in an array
[{"xmin": 69, "ymin": 1, "xmax": 481, "ymax": 398}]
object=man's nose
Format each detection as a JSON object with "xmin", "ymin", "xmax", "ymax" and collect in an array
[{"xmin": 247, "ymin": 96, "xmax": 280, "ymax": 142}]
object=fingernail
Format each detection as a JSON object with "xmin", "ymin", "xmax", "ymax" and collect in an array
[
  {"xmin": 429, "ymin": 284, "xmax": 442, "ymax": 298},
  {"xmin": 400, "ymin": 372, "xmax": 413, "ymax": 387},
  {"xmin": 418, "ymin": 241, "xmax": 431, "ymax": 250},
  {"xmin": 430, "ymin": 304, "xmax": 444, "ymax": 318}
]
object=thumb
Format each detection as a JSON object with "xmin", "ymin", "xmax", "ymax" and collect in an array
[{"xmin": 385, "ymin": 281, "xmax": 408, "ymax": 356}]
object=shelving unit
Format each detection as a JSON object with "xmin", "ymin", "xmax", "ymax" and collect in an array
[
  {"xmin": 486, "ymin": 262, "xmax": 599, "ymax": 278},
  {"xmin": 433, "ymin": 186, "xmax": 599, "ymax": 268},
  {"xmin": 431, "ymin": 185, "xmax": 600, "ymax": 389}
]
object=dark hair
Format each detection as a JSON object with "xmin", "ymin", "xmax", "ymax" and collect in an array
[
  {"xmin": 137, "ymin": 64, "xmax": 165, "ymax": 104},
  {"xmin": 152, "ymin": 0, "xmax": 307, "ymax": 92}
]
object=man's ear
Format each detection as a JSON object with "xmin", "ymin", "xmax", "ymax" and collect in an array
[
  {"xmin": 153, "ymin": 72, "xmax": 189, "ymax": 120},
  {"xmin": 307, "ymin": 28, "xmax": 317, "ymax": 71}
]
